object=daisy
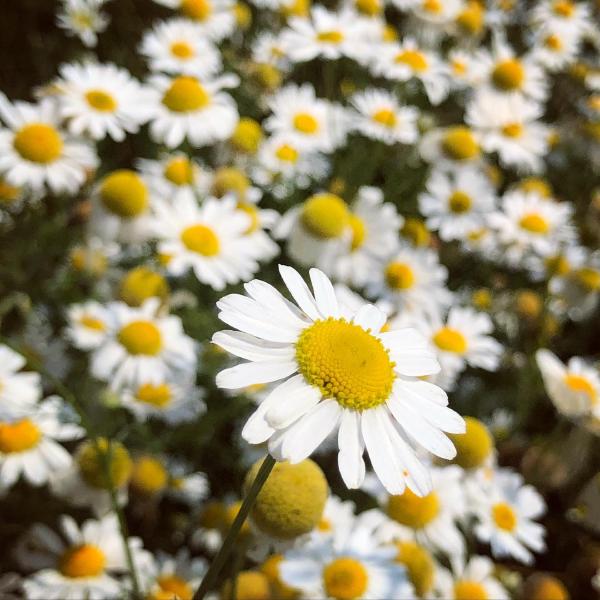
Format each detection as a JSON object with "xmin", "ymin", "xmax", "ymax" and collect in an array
[
  {"xmin": 447, "ymin": 49, "xmax": 478, "ymax": 90},
  {"xmin": 56, "ymin": 0, "xmax": 109, "ymax": 47},
  {"xmin": 152, "ymin": 193, "xmax": 261, "ymax": 290},
  {"xmin": 0, "ymin": 95, "xmax": 97, "ymax": 195},
  {"xmin": 65, "ymin": 301, "xmax": 112, "ymax": 351},
  {"xmin": 420, "ymin": 125, "xmax": 482, "ymax": 168},
  {"xmin": 264, "ymin": 84, "xmax": 348, "ymax": 153},
  {"xmin": 350, "ymin": 89, "xmax": 419, "ymax": 145},
  {"xmin": 137, "ymin": 153, "xmax": 210, "ymax": 198},
  {"xmin": 0, "ymin": 397, "xmax": 83, "ymax": 490},
  {"xmin": 530, "ymin": 0, "xmax": 591, "ymax": 37},
  {"xmin": 472, "ymin": 468, "xmax": 546, "ymax": 564},
  {"xmin": 140, "ymin": 18, "xmax": 222, "ymax": 77},
  {"xmin": 530, "ymin": 27, "xmax": 582, "ymax": 72},
  {"xmin": 436, "ymin": 556, "xmax": 509, "ymax": 600},
  {"xmin": 234, "ymin": 197, "xmax": 281, "ymax": 264},
  {"xmin": 466, "ymin": 91, "xmax": 550, "ymax": 172},
  {"xmin": 148, "ymin": 74, "xmax": 239, "ymax": 148},
  {"xmin": 419, "ymin": 166, "xmax": 496, "ymax": 242},
  {"xmin": 536, "ymin": 349, "xmax": 599, "ymax": 418},
  {"xmin": 212, "ymin": 265, "xmax": 465, "ymax": 495},
  {"xmin": 20, "ymin": 514, "xmax": 149, "ymax": 600},
  {"xmin": 0, "ymin": 345, "xmax": 41, "ymax": 419},
  {"xmin": 89, "ymin": 298, "xmax": 197, "ymax": 390}
]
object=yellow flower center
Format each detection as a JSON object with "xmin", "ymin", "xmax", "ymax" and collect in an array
[
  {"xmin": 395, "ymin": 49, "xmax": 428, "ymax": 72},
  {"xmin": 575, "ymin": 268, "xmax": 600, "ymax": 291},
  {"xmin": 395, "ymin": 541, "xmax": 435, "ymax": 597},
  {"xmin": 59, "ymin": 544, "xmax": 107, "ymax": 579},
  {"xmin": 222, "ymin": 571, "xmax": 271, "ymax": 600},
  {"xmin": 372, "ymin": 108, "xmax": 397, "ymax": 128},
  {"xmin": 80, "ymin": 315, "xmax": 106, "ymax": 331},
  {"xmin": 318, "ymin": 517, "xmax": 332, "ymax": 531},
  {"xmin": 385, "ymin": 261, "xmax": 415, "ymax": 290},
  {"xmin": 164, "ymin": 157, "xmax": 195, "ymax": 186},
  {"xmin": 492, "ymin": 502, "xmax": 517, "ymax": 531},
  {"xmin": 238, "ymin": 202, "xmax": 260, "ymax": 234},
  {"xmin": 564, "ymin": 374, "xmax": 596, "ymax": 403},
  {"xmin": 231, "ymin": 118, "xmax": 262, "ymax": 154},
  {"xmin": 0, "ymin": 419, "xmax": 41, "ymax": 453},
  {"xmin": 136, "ymin": 383, "xmax": 172, "ymax": 408},
  {"xmin": 275, "ymin": 143, "xmax": 299, "ymax": 163},
  {"xmin": 553, "ymin": 0, "xmax": 574, "ymax": 17},
  {"xmin": 450, "ymin": 416, "xmax": 493, "ymax": 469},
  {"xmin": 181, "ymin": 0, "xmax": 213, "ymax": 21},
  {"xmin": 387, "ymin": 488, "xmax": 440, "ymax": 529},
  {"xmin": 293, "ymin": 112, "xmax": 319, "ymax": 134},
  {"xmin": 85, "ymin": 89, "xmax": 117, "ymax": 112},
  {"xmin": 300, "ymin": 193, "xmax": 349, "ymax": 239},
  {"xmin": 433, "ymin": 327, "xmax": 468, "ymax": 354},
  {"xmin": 349, "ymin": 214, "xmax": 366, "ymax": 250},
  {"xmin": 519, "ymin": 177, "xmax": 552, "ymax": 198},
  {"xmin": 118, "ymin": 320, "xmax": 163, "ymax": 356},
  {"xmin": 119, "ymin": 267, "xmax": 169, "ymax": 307},
  {"xmin": 162, "ymin": 76, "xmax": 211, "ymax": 112},
  {"xmin": 519, "ymin": 213, "xmax": 550, "ymax": 234},
  {"xmin": 180, "ymin": 224, "xmax": 220, "ymax": 256},
  {"xmin": 453, "ymin": 580, "xmax": 489, "ymax": 600},
  {"xmin": 502, "ymin": 123, "xmax": 523, "ymax": 138},
  {"xmin": 100, "ymin": 170, "xmax": 148, "ymax": 218},
  {"xmin": 295, "ymin": 318, "xmax": 395, "ymax": 411},
  {"xmin": 355, "ymin": 0, "xmax": 381, "ymax": 16},
  {"xmin": 0, "ymin": 178, "xmax": 20, "ymax": 203},
  {"xmin": 422, "ymin": 0, "xmax": 442, "ymax": 13},
  {"xmin": 131, "ymin": 455, "xmax": 169, "ymax": 495},
  {"xmin": 156, "ymin": 575, "xmax": 193, "ymax": 600},
  {"xmin": 544, "ymin": 34, "xmax": 563, "ymax": 51},
  {"xmin": 170, "ymin": 40, "xmax": 195, "ymax": 59},
  {"xmin": 442, "ymin": 127, "xmax": 480, "ymax": 161},
  {"xmin": 448, "ymin": 190, "xmax": 472, "ymax": 213},
  {"xmin": 77, "ymin": 438, "xmax": 133, "ymax": 489},
  {"xmin": 317, "ymin": 30, "xmax": 344, "ymax": 44},
  {"xmin": 13, "ymin": 123, "xmax": 63, "ymax": 164},
  {"xmin": 492, "ymin": 59, "xmax": 525, "ymax": 91},
  {"xmin": 260, "ymin": 554, "xmax": 298, "ymax": 600},
  {"xmin": 402, "ymin": 218, "xmax": 430, "ymax": 246},
  {"xmin": 452, "ymin": 59, "xmax": 467, "ymax": 76},
  {"xmin": 323, "ymin": 557, "xmax": 369, "ymax": 600},
  {"xmin": 212, "ymin": 167, "xmax": 249, "ymax": 199},
  {"xmin": 457, "ymin": 2, "xmax": 484, "ymax": 34}
]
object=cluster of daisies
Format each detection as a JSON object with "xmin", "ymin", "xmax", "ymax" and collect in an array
[{"xmin": 1, "ymin": 0, "xmax": 599, "ymax": 597}]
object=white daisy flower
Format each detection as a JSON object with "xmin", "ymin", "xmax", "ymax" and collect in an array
[
  {"xmin": 213, "ymin": 265, "xmax": 465, "ymax": 495},
  {"xmin": 140, "ymin": 18, "xmax": 222, "ymax": 77},
  {"xmin": 530, "ymin": 27, "xmax": 582, "ymax": 72},
  {"xmin": 350, "ymin": 89, "xmax": 419, "ymax": 145},
  {"xmin": 152, "ymin": 192, "xmax": 260, "ymax": 290},
  {"xmin": 89, "ymin": 298, "xmax": 197, "ymax": 390},
  {"xmin": 0, "ymin": 95, "xmax": 97, "ymax": 195},
  {"xmin": 65, "ymin": 301, "xmax": 112, "ymax": 351},
  {"xmin": 419, "ymin": 166, "xmax": 496, "ymax": 242},
  {"xmin": 313, "ymin": 495, "xmax": 358, "ymax": 540},
  {"xmin": 409, "ymin": 0, "xmax": 464, "ymax": 27},
  {"xmin": 56, "ymin": 0, "xmax": 109, "ymax": 48},
  {"xmin": 0, "ymin": 397, "xmax": 83, "ymax": 490},
  {"xmin": 472, "ymin": 468, "xmax": 546, "ymax": 565},
  {"xmin": 234, "ymin": 197, "xmax": 281, "ymax": 264},
  {"xmin": 0, "ymin": 345, "xmax": 41, "ymax": 419},
  {"xmin": 536, "ymin": 349, "xmax": 600, "ymax": 418},
  {"xmin": 447, "ymin": 49, "xmax": 478, "ymax": 90},
  {"xmin": 420, "ymin": 125, "xmax": 482, "ymax": 168},
  {"xmin": 20, "ymin": 514, "xmax": 149, "ymax": 600},
  {"xmin": 466, "ymin": 91, "xmax": 550, "ymax": 172},
  {"xmin": 530, "ymin": 0, "xmax": 591, "ymax": 37},
  {"xmin": 148, "ymin": 74, "xmax": 239, "ymax": 148},
  {"xmin": 53, "ymin": 62, "xmax": 156, "ymax": 142},
  {"xmin": 264, "ymin": 84, "xmax": 348, "ymax": 153}
]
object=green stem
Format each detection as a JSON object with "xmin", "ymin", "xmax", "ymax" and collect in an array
[
  {"xmin": 228, "ymin": 538, "xmax": 248, "ymax": 600},
  {"xmin": 193, "ymin": 454, "xmax": 276, "ymax": 600}
]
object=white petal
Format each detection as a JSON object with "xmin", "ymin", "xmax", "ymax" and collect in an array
[
  {"xmin": 216, "ymin": 360, "xmax": 297, "ymax": 389},
  {"xmin": 265, "ymin": 376, "xmax": 321, "ymax": 429},
  {"xmin": 337, "ymin": 410, "xmax": 366, "ymax": 489},
  {"xmin": 310, "ymin": 268, "xmax": 340, "ymax": 318},
  {"xmin": 212, "ymin": 331, "xmax": 294, "ymax": 362},
  {"xmin": 279, "ymin": 264, "xmax": 321, "ymax": 321},
  {"xmin": 353, "ymin": 304, "xmax": 386, "ymax": 333}
]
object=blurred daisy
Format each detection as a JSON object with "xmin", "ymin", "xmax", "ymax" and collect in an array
[
  {"xmin": 0, "ymin": 397, "xmax": 83, "ymax": 490},
  {"xmin": 56, "ymin": 0, "xmax": 109, "ymax": 47},
  {"xmin": 0, "ymin": 345, "xmax": 41, "ymax": 419},
  {"xmin": 65, "ymin": 301, "xmax": 112, "ymax": 351},
  {"xmin": 152, "ymin": 193, "xmax": 260, "ymax": 290},
  {"xmin": 234, "ymin": 198, "xmax": 280, "ymax": 264},
  {"xmin": 350, "ymin": 89, "xmax": 419, "ymax": 145},
  {"xmin": 140, "ymin": 18, "xmax": 222, "ymax": 77},
  {"xmin": 420, "ymin": 125, "xmax": 482, "ymax": 168},
  {"xmin": 213, "ymin": 265, "xmax": 465, "ymax": 495},
  {"xmin": 148, "ymin": 74, "xmax": 239, "ymax": 148},
  {"xmin": 89, "ymin": 298, "xmax": 197, "ymax": 389},
  {"xmin": 447, "ymin": 49, "xmax": 478, "ymax": 90},
  {"xmin": 137, "ymin": 153, "xmax": 210, "ymax": 198},
  {"xmin": 531, "ymin": 0, "xmax": 591, "ymax": 36},
  {"xmin": 531, "ymin": 27, "xmax": 582, "ymax": 72},
  {"xmin": 141, "ymin": 550, "xmax": 207, "ymax": 600},
  {"xmin": 419, "ymin": 166, "xmax": 496, "ymax": 241},
  {"xmin": 0, "ymin": 95, "xmax": 96, "ymax": 194},
  {"xmin": 436, "ymin": 556, "xmax": 509, "ymax": 600}
]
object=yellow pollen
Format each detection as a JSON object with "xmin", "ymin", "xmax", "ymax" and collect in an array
[
  {"xmin": 492, "ymin": 502, "xmax": 517, "ymax": 531},
  {"xmin": 448, "ymin": 190, "xmax": 472, "ymax": 213},
  {"xmin": 131, "ymin": 455, "xmax": 169, "ymax": 495},
  {"xmin": 318, "ymin": 517, "xmax": 332, "ymax": 531},
  {"xmin": 181, "ymin": 224, "xmax": 220, "ymax": 256},
  {"xmin": 231, "ymin": 118, "xmax": 262, "ymax": 154},
  {"xmin": 85, "ymin": 89, "xmax": 117, "ymax": 112},
  {"xmin": 77, "ymin": 438, "xmax": 132, "ymax": 489},
  {"xmin": 457, "ymin": 2, "xmax": 484, "ymax": 34},
  {"xmin": 564, "ymin": 374, "xmax": 596, "ymax": 403},
  {"xmin": 387, "ymin": 488, "xmax": 440, "ymax": 529},
  {"xmin": 136, "ymin": 383, "xmax": 172, "ymax": 408},
  {"xmin": 118, "ymin": 320, "xmax": 162, "ymax": 356},
  {"xmin": 0, "ymin": 419, "xmax": 41, "ymax": 453},
  {"xmin": 544, "ymin": 34, "xmax": 563, "ymax": 51},
  {"xmin": 59, "ymin": 544, "xmax": 107, "ymax": 579},
  {"xmin": 156, "ymin": 575, "xmax": 193, "ymax": 600},
  {"xmin": 237, "ymin": 202, "xmax": 260, "ymax": 234},
  {"xmin": 119, "ymin": 267, "xmax": 169, "ymax": 307},
  {"xmin": 13, "ymin": 123, "xmax": 63, "ymax": 164},
  {"xmin": 372, "ymin": 108, "xmax": 397, "ymax": 128},
  {"xmin": 323, "ymin": 557, "xmax": 369, "ymax": 600},
  {"xmin": 553, "ymin": 0, "xmax": 574, "ymax": 17},
  {"xmin": 164, "ymin": 157, "xmax": 195, "ymax": 186},
  {"xmin": 181, "ymin": 0, "xmax": 213, "ymax": 21},
  {"xmin": 100, "ymin": 170, "xmax": 148, "ymax": 218},
  {"xmin": 295, "ymin": 318, "xmax": 395, "ymax": 411},
  {"xmin": 385, "ymin": 262, "xmax": 415, "ymax": 290},
  {"xmin": 442, "ymin": 127, "xmax": 480, "ymax": 161},
  {"xmin": 80, "ymin": 315, "xmax": 106, "ymax": 331},
  {"xmin": 519, "ymin": 213, "xmax": 550, "ymax": 234},
  {"xmin": 422, "ymin": 0, "xmax": 442, "ymax": 13},
  {"xmin": 575, "ymin": 267, "xmax": 600, "ymax": 291},
  {"xmin": 170, "ymin": 40, "xmax": 195, "ymax": 59},
  {"xmin": 395, "ymin": 541, "xmax": 435, "ymax": 597},
  {"xmin": 300, "ymin": 193, "xmax": 349, "ymax": 239},
  {"xmin": 293, "ymin": 112, "xmax": 319, "ymax": 134},
  {"xmin": 275, "ymin": 143, "xmax": 299, "ymax": 163},
  {"xmin": 502, "ymin": 123, "xmax": 523, "ymax": 138},
  {"xmin": 349, "ymin": 214, "xmax": 366, "ymax": 250},
  {"xmin": 162, "ymin": 76, "xmax": 210, "ymax": 112},
  {"xmin": 492, "ymin": 59, "xmax": 525, "ymax": 91},
  {"xmin": 452, "ymin": 59, "xmax": 467, "ymax": 76},
  {"xmin": 356, "ymin": 0, "xmax": 381, "ymax": 16},
  {"xmin": 453, "ymin": 580, "xmax": 489, "ymax": 600},
  {"xmin": 433, "ymin": 327, "xmax": 468, "ymax": 354},
  {"xmin": 316, "ymin": 30, "xmax": 344, "ymax": 44},
  {"xmin": 395, "ymin": 49, "xmax": 428, "ymax": 72}
]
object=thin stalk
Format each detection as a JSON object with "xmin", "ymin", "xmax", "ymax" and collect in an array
[
  {"xmin": 228, "ymin": 538, "xmax": 248, "ymax": 600},
  {"xmin": 193, "ymin": 454, "xmax": 276, "ymax": 600}
]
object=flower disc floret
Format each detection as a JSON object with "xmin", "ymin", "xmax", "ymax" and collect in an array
[
  {"xmin": 13, "ymin": 123, "xmax": 63, "ymax": 164},
  {"xmin": 77, "ymin": 438, "xmax": 133, "ymax": 489},
  {"xmin": 387, "ymin": 488, "xmax": 440, "ymax": 529},
  {"xmin": 450, "ymin": 416, "xmax": 493, "ymax": 469},
  {"xmin": 300, "ymin": 194, "xmax": 349, "ymax": 239},
  {"xmin": 323, "ymin": 557, "xmax": 368, "ymax": 600},
  {"xmin": 100, "ymin": 170, "xmax": 148, "ymax": 218}
]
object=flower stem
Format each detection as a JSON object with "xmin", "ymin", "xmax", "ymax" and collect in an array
[{"xmin": 193, "ymin": 454, "xmax": 276, "ymax": 600}]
